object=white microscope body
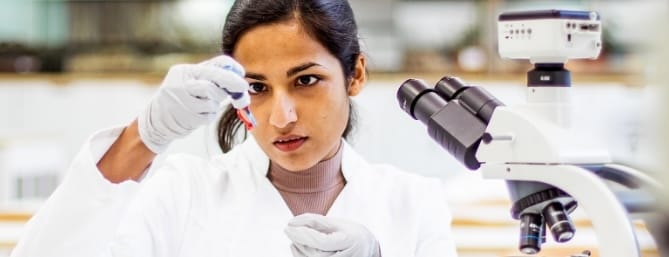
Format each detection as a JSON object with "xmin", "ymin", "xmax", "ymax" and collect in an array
[
  {"xmin": 479, "ymin": 10, "xmax": 640, "ymax": 257},
  {"xmin": 398, "ymin": 10, "xmax": 663, "ymax": 257}
]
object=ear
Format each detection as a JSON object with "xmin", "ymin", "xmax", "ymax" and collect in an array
[{"xmin": 347, "ymin": 54, "xmax": 367, "ymax": 97}]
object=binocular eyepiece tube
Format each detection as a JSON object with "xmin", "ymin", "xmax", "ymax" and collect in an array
[{"xmin": 396, "ymin": 76, "xmax": 504, "ymax": 170}]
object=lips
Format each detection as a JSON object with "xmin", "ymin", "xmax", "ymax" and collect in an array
[{"xmin": 273, "ymin": 136, "xmax": 308, "ymax": 152}]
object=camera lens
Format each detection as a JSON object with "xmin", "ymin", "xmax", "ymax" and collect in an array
[
  {"xmin": 543, "ymin": 202, "xmax": 576, "ymax": 242},
  {"xmin": 519, "ymin": 213, "xmax": 544, "ymax": 254}
]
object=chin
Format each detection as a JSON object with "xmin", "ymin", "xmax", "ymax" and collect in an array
[{"xmin": 273, "ymin": 155, "xmax": 318, "ymax": 172}]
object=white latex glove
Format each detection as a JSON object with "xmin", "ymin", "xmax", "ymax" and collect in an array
[
  {"xmin": 137, "ymin": 55, "xmax": 250, "ymax": 153},
  {"xmin": 284, "ymin": 213, "xmax": 381, "ymax": 257}
]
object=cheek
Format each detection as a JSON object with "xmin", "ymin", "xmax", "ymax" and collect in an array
[
  {"xmin": 318, "ymin": 101, "xmax": 347, "ymax": 120},
  {"xmin": 248, "ymin": 96, "xmax": 265, "ymax": 112},
  {"xmin": 318, "ymin": 94, "xmax": 349, "ymax": 129},
  {"xmin": 248, "ymin": 102, "xmax": 270, "ymax": 134},
  {"xmin": 248, "ymin": 97, "xmax": 271, "ymax": 120}
]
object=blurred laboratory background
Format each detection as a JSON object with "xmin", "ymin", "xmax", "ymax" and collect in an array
[{"xmin": 0, "ymin": 0, "xmax": 667, "ymax": 256}]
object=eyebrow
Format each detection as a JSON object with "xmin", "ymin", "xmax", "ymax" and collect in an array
[
  {"xmin": 245, "ymin": 73, "xmax": 266, "ymax": 81},
  {"xmin": 287, "ymin": 62, "xmax": 321, "ymax": 77},
  {"xmin": 245, "ymin": 62, "xmax": 321, "ymax": 81}
]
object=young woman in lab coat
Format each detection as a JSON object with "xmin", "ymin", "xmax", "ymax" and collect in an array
[{"xmin": 11, "ymin": 0, "xmax": 457, "ymax": 257}]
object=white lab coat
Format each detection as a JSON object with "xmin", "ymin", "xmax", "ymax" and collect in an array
[{"xmin": 11, "ymin": 127, "xmax": 458, "ymax": 257}]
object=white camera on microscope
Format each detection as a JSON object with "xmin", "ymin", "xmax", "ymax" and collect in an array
[{"xmin": 497, "ymin": 10, "xmax": 602, "ymax": 63}]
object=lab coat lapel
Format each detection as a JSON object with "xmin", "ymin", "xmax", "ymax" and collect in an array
[
  {"xmin": 228, "ymin": 179, "xmax": 293, "ymax": 256},
  {"xmin": 326, "ymin": 141, "xmax": 394, "ymax": 254},
  {"xmin": 238, "ymin": 136, "xmax": 293, "ymax": 219},
  {"xmin": 327, "ymin": 140, "xmax": 367, "ymax": 216},
  {"xmin": 228, "ymin": 137, "xmax": 294, "ymax": 256}
]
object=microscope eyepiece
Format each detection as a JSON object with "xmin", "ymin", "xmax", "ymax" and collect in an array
[
  {"xmin": 397, "ymin": 79, "xmax": 427, "ymax": 119},
  {"xmin": 397, "ymin": 79, "xmax": 448, "ymax": 123},
  {"xmin": 434, "ymin": 76, "xmax": 504, "ymax": 123},
  {"xmin": 435, "ymin": 76, "xmax": 468, "ymax": 100}
]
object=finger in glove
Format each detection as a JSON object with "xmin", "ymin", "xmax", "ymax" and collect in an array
[
  {"xmin": 284, "ymin": 225, "xmax": 350, "ymax": 252},
  {"xmin": 290, "ymin": 243, "xmax": 337, "ymax": 257}
]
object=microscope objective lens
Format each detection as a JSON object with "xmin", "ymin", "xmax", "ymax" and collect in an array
[
  {"xmin": 519, "ymin": 213, "xmax": 544, "ymax": 254},
  {"xmin": 543, "ymin": 202, "xmax": 576, "ymax": 242}
]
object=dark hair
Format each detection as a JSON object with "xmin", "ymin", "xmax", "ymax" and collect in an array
[{"xmin": 217, "ymin": 0, "xmax": 362, "ymax": 153}]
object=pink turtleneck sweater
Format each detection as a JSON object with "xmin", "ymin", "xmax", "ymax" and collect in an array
[{"xmin": 267, "ymin": 145, "xmax": 345, "ymax": 216}]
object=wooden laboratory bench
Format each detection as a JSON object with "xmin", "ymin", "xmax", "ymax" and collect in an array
[
  {"xmin": 0, "ymin": 211, "xmax": 31, "ymax": 256},
  {"xmin": 1, "ymin": 206, "xmax": 661, "ymax": 257},
  {"xmin": 0, "ymin": 213, "xmax": 31, "ymax": 222}
]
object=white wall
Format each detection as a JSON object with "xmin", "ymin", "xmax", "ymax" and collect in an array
[
  {"xmin": 0, "ymin": 76, "xmax": 660, "ymax": 256},
  {"xmin": 0, "ymin": 76, "xmax": 653, "ymax": 206}
]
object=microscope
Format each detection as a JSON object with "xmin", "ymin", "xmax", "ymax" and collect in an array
[{"xmin": 397, "ymin": 10, "xmax": 665, "ymax": 257}]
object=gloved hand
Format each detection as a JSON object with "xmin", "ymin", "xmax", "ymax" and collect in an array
[
  {"xmin": 284, "ymin": 213, "xmax": 381, "ymax": 257},
  {"xmin": 137, "ymin": 55, "xmax": 250, "ymax": 154}
]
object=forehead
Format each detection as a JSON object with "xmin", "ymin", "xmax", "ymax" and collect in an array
[{"xmin": 232, "ymin": 20, "xmax": 337, "ymax": 69}]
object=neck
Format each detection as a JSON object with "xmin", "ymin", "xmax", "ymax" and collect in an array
[{"xmin": 267, "ymin": 141, "xmax": 346, "ymax": 215}]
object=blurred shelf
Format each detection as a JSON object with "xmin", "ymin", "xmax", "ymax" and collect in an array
[
  {"xmin": 0, "ymin": 71, "xmax": 645, "ymax": 87},
  {"xmin": 0, "ymin": 213, "xmax": 31, "ymax": 223},
  {"xmin": 369, "ymin": 71, "xmax": 645, "ymax": 86},
  {"xmin": 0, "ymin": 72, "xmax": 166, "ymax": 86}
]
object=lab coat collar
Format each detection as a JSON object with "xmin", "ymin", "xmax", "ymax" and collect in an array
[{"xmin": 238, "ymin": 136, "xmax": 365, "ymax": 183}]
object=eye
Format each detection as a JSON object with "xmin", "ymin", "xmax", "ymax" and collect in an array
[
  {"xmin": 248, "ymin": 83, "xmax": 267, "ymax": 95},
  {"xmin": 296, "ymin": 75, "xmax": 320, "ymax": 87}
]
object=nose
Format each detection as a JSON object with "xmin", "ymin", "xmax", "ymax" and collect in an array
[{"xmin": 269, "ymin": 93, "xmax": 297, "ymax": 129}]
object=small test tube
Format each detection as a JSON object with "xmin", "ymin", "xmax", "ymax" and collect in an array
[
  {"xmin": 237, "ymin": 107, "xmax": 257, "ymax": 130},
  {"xmin": 218, "ymin": 64, "xmax": 257, "ymax": 130},
  {"xmin": 222, "ymin": 88, "xmax": 257, "ymax": 131}
]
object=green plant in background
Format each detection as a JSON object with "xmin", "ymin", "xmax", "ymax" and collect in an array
[
  {"xmin": 444, "ymin": 25, "xmax": 481, "ymax": 57},
  {"xmin": 601, "ymin": 22, "xmax": 628, "ymax": 56}
]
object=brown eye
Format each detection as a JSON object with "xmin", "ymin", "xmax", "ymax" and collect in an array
[
  {"xmin": 248, "ymin": 83, "xmax": 267, "ymax": 95},
  {"xmin": 296, "ymin": 75, "xmax": 320, "ymax": 86}
]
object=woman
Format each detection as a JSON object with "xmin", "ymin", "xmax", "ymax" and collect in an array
[{"xmin": 11, "ymin": 1, "xmax": 457, "ymax": 256}]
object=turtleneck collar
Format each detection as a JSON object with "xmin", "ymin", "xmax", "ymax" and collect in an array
[{"xmin": 267, "ymin": 142, "xmax": 345, "ymax": 194}]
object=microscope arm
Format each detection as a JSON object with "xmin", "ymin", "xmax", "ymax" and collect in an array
[
  {"xmin": 480, "ymin": 164, "xmax": 640, "ymax": 257},
  {"xmin": 592, "ymin": 164, "xmax": 669, "ymax": 256},
  {"xmin": 593, "ymin": 164, "xmax": 664, "ymax": 191},
  {"xmin": 588, "ymin": 164, "xmax": 665, "ymax": 213}
]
